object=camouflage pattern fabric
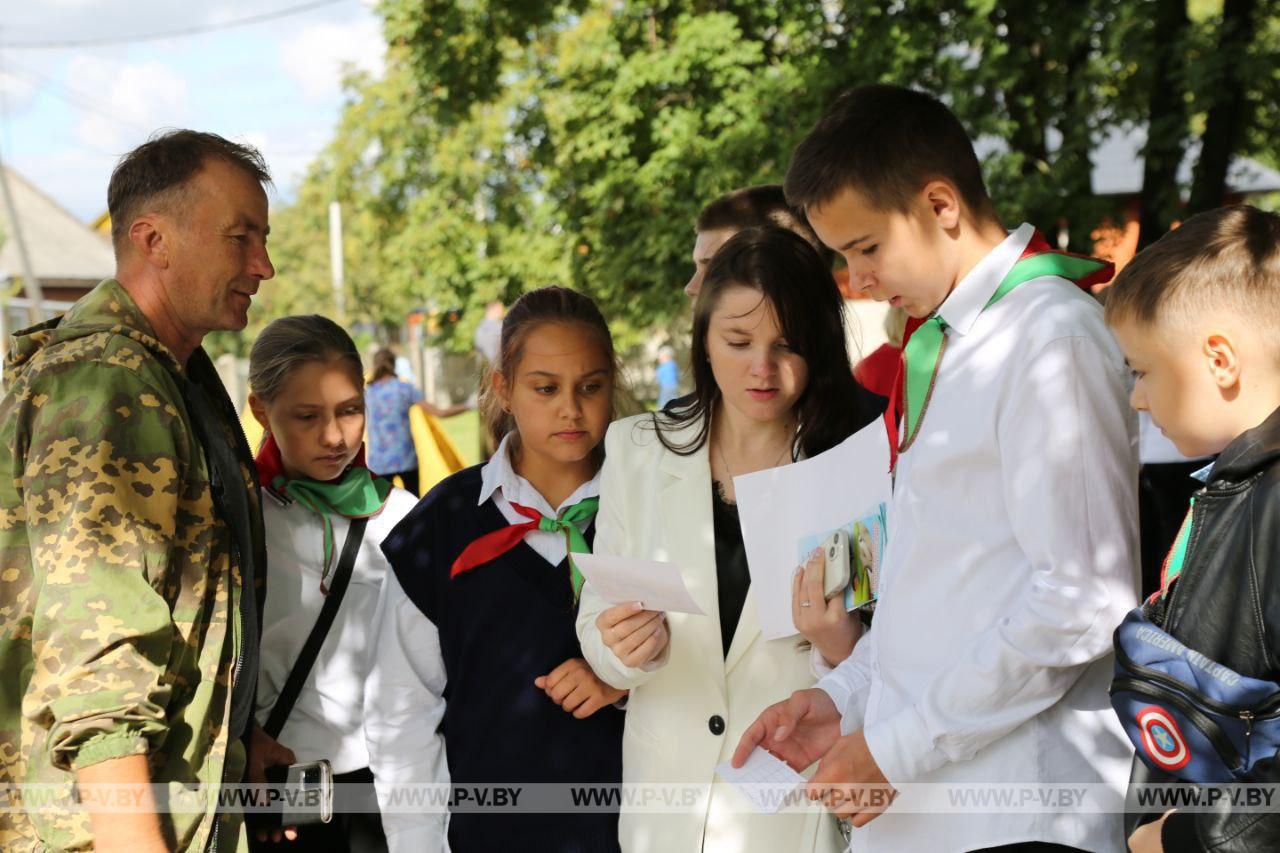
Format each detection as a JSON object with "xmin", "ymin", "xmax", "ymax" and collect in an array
[{"xmin": 0, "ymin": 279, "xmax": 260, "ymax": 852}]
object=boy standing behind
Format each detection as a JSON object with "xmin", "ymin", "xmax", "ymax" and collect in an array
[
  {"xmin": 735, "ymin": 84, "xmax": 1139, "ymax": 851},
  {"xmin": 1104, "ymin": 206, "xmax": 1280, "ymax": 853}
]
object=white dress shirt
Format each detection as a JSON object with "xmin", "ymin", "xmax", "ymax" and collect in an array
[
  {"xmin": 817, "ymin": 224, "xmax": 1140, "ymax": 852},
  {"xmin": 255, "ymin": 485, "xmax": 419, "ymax": 772},
  {"xmin": 255, "ymin": 484, "xmax": 448, "ymax": 851},
  {"xmin": 365, "ymin": 438, "xmax": 599, "ymax": 851},
  {"xmin": 366, "ymin": 570, "xmax": 450, "ymax": 852}
]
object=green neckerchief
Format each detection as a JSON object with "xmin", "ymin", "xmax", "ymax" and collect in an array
[
  {"xmin": 544, "ymin": 497, "xmax": 599, "ymax": 601},
  {"xmin": 900, "ymin": 251, "xmax": 1111, "ymax": 454},
  {"xmin": 274, "ymin": 468, "xmax": 392, "ymax": 593}
]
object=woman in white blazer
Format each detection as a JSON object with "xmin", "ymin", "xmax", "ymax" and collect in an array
[{"xmin": 577, "ymin": 227, "xmax": 885, "ymax": 852}]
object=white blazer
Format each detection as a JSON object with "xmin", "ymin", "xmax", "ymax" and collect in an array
[{"xmin": 577, "ymin": 414, "xmax": 843, "ymax": 853}]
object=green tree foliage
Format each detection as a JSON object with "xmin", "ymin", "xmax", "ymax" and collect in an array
[{"xmin": 256, "ymin": 0, "xmax": 1279, "ymax": 346}]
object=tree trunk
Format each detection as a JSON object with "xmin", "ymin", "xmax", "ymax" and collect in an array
[
  {"xmin": 1187, "ymin": 0, "xmax": 1259, "ymax": 215},
  {"xmin": 1137, "ymin": 0, "xmax": 1190, "ymax": 249}
]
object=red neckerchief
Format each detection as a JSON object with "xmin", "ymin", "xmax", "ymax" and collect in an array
[{"xmin": 254, "ymin": 432, "xmax": 371, "ymax": 493}]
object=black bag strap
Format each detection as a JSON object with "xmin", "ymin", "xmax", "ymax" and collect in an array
[{"xmin": 263, "ymin": 517, "xmax": 369, "ymax": 739}]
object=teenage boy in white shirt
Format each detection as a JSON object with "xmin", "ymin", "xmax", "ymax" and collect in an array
[{"xmin": 733, "ymin": 84, "xmax": 1139, "ymax": 853}]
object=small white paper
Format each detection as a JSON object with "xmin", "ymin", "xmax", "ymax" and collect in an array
[
  {"xmin": 574, "ymin": 553, "xmax": 706, "ymax": 615},
  {"xmin": 734, "ymin": 420, "xmax": 893, "ymax": 640},
  {"xmin": 714, "ymin": 749, "xmax": 806, "ymax": 814}
]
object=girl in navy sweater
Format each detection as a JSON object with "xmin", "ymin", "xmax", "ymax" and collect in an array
[{"xmin": 366, "ymin": 287, "xmax": 625, "ymax": 852}]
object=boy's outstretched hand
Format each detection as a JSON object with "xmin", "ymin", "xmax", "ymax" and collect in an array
[
  {"xmin": 807, "ymin": 731, "xmax": 897, "ymax": 827},
  {"xmin": 731, "ymin": 688, "xmax": 842, "ymax": 773},
  {"xmin": 536, "ymin": 657, "xmax": 627, "ymax": 719}
]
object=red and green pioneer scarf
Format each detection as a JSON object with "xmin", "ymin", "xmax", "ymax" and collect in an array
[
  {"xmin": 884, "ymin": 231, "xmax": 1114, "ymax": 471},
  {"xmin": 450, "ymin": 498, "xmax": 599, "ymax": 602},
  {"xmin": 256, "ymin": 432, "xmax": 391, "ymax": 593}
]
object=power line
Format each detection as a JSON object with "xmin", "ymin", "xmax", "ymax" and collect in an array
[
  {"xmin": 1, "ymin": 60, "xmax": 153, "ymax": 137},
  {"xmin": 2, "ymin": 0, "xmax": 353, "ymax": 50}
]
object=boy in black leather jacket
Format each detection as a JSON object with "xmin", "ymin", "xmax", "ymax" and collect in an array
[{"xmin": 1104, "ymin": 204, "xmax": 1280, "ymax": 853}]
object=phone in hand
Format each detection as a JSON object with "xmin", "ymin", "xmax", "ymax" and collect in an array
[
  {"xmin": 822, "ymin": 529, "xmax": 851, "ymax": 599},
  {"xmin": 263, "ymin": 759, "xmax": 333, "ymax": 826}
]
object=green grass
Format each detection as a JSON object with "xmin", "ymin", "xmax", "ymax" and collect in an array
[{"xmin": 439, "ymin": 409, "xmax": 482, "ymax": 467}]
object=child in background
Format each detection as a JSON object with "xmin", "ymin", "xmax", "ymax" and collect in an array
[
  {"xmin": 365, "ymin": 348, "xmax": 469, "ymax": 497},
  {"xmin": 684, "ymin": 183, "xmax": 835, "ymax": 299},
  {"xmin": 853, "ymin": 306, "xmax": 907, "ymax": 399},
  {"xmin": 369, "ymin": 287, "xmax": 625, "ymax": 852},
  {"xmin": 1104, "ymin": 205, "xmax": 1280, "ymax": 853},
  {"xmin": 655, "ymin": 346, "xmax": 679, "ymax": 408},
  {"xmin": 245, "ymin": 315, "xmax": 423, "ymax": 853}
]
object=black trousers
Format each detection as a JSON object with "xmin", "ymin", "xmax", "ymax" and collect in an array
[{"xmin": 248, "ymin": 767, "xmax": 387, "ymax": 853}]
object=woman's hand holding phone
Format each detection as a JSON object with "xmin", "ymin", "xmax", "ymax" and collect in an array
[{"xmin": 793, "ymin": 548, "xmax": 862, "ymax": 668}]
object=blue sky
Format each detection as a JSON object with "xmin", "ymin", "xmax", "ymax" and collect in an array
[{"xmin": 0, "ymin": 0, "xmax": 384, "ymax": 221}]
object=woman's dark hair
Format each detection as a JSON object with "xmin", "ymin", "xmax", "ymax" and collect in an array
[
  {"xmin": 479, "ymin": 286, "xmax": 619, "ymax": 450},
  {"xmin": 249, "ymin": 315, "xmax": 364, "ymax": 403},
  {"xmin": 371, "ymin": 348, "xmax": 398, "ymax": 382},
  {"xmin": 653, "ymin": 226, "xmax": 882, "ymax": 459}
]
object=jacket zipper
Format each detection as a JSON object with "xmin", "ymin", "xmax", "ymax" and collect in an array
[
  {"xmin": 208, "ymin": 540, "xmax": 244, "ymax": 853},
  {"xmin": 1111, "ymin": 676, "xmax": 1243, "ymax": 770}
]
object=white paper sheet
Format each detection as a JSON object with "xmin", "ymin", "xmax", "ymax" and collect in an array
[
  {"xmin": 714, "ymin": 749, "xmax": 806, "ymax": 814},
  {"xmin": 733, "ymin": 420, "xmax": 892, "ymax": 640},
  {"xmin": 574, "ymin": 553, "xmax": 706, "ymax": 615}
]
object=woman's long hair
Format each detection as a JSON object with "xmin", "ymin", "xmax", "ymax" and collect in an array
[{"xmin": 652, "ymin": 226, "xmax": 883, "ymax": 459}]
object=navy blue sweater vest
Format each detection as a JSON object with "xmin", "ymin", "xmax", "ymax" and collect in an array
[{"xmin": 380, "ymin": 465, "xmax": 623, "ymax": 852}]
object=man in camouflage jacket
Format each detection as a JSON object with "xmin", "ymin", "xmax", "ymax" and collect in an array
[{"xmin": 0, "ymin": 131, "xmax": 274, "ymax": 852}]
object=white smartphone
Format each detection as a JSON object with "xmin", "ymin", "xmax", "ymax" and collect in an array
[
  {"xmin": 822, "ymin": 529, "xmax": 851, "ymax": 599},
  {"xmin": 266, "ymin": 759, "xmax": 333, "ymax": 826}
]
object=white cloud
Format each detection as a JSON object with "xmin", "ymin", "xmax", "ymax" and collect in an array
[
  {"xmin": 64, "ymin": 56, "xmax": 191, "ymax": 151},
  {"xmin": 0, "ymin": 69, "xmax": 40, "ymax": 114},
  {"xmin": 12, "ymin": 147, "xmax": 119, "ymax": 221},
  {"xmin": 278, "ymin": 17, "xmax": 385, "ymax": 102}
]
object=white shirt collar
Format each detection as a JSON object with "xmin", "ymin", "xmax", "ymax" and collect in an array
[
  {"xmin": 935, "ymin": 222, "xmax": 1035, "ymax": 337},
  {"xmin": 477, "ymin": 433, "xmax": 602, "ymax": 517}
]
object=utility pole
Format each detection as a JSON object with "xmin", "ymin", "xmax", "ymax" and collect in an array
[{"xmin": 328, "ymin": 201, "xmax": 346, "ymax": 324}]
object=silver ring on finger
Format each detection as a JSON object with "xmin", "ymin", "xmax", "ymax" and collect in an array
[{"xmin": 800, "ymin": 600, "xmax": 812, "ymax": 608}]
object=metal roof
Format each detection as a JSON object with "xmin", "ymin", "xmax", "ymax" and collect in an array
[{"xmin": 0, "ymin": 166, "xmax": 114, "ymax": 284}]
